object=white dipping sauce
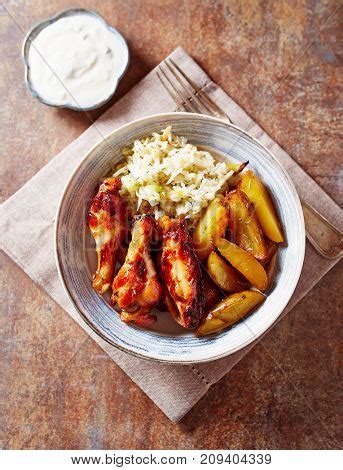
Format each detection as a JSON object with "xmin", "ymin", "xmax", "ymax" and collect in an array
[{"xmin": 28, "ymin": 14, "xmax": 128, "ymax": 108}]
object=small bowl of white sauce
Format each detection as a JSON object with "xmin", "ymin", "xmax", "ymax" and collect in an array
[{"xmin": 22, "ymin": 8, "xmax": 130, "ymax": 111}]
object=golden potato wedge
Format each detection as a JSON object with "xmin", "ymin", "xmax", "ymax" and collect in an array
[
  {"xmin": 238, "ymin": 170, "xmax": 284, "ymax": 243},
  {"xmin": 203, "ymin": 273, "xmax": 222, "ymax": 310},
  {"xmin": 193, "ymin": 196, "xmax": 229, "ymax": 260},
  {"xmin": 225, "ymin": 189, "xmax": 268, "ymax": 260},
  {"xmin": 215, "ymin": 238, "xmax": 268, "ymax": 292},
  {"xmin": 207, "ymin": 251, "xmax": 246, "ymax": 293},
  {"xmin": 196, "ymin": 290, "xmax": 265, "ymax": 336}
]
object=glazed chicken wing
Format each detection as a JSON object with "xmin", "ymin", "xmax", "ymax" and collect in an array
[
  {"xmin": 87, "ymin": 178, "xmax": 128, "ymax": 294},
  {"xmin": 159, "ymin": 216, "xmax": 205, "ymax": 328},
  {"xmin": 111, "ymin": 215, "xmax": 162, "ymax": 326}
]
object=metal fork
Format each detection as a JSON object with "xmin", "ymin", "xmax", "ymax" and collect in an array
[{"xmin": 157, "ymin": 58, "xmax": 342, "ymax": 260}]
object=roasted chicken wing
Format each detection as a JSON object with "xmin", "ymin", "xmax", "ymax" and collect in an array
[
  {"xmin": 111, "ymin": 215, "xmax": 162, "ymax": 326},
  {"xmin": 87, "ymin": 177, "xmax": 128, "ymax": 294},
  {"xmin": 159, "ymin": 216, "xmax": 205, "ymax": 328}
]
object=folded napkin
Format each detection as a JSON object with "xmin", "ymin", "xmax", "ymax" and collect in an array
[{"xmin": 1, "ymin": 47, "xmax": 341, "ymax": 422}]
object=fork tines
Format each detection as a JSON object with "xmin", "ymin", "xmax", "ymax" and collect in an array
[{"xmin": 157, "ymin": 58, "xmax": 231, "ymax": 124}]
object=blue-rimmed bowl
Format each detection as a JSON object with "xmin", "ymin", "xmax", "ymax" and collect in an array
[
  {"xmin": 22, "ymin": 8, "xmax": 130, "ymax": 111},
  {"xmin": 55, "ymin": 113, "xmax": 305, "ymax": 363}
]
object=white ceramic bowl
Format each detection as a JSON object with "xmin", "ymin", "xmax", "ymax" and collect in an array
[{"xmin": 55, "ymin": 113, "xmax": 305, "ymax": 363}]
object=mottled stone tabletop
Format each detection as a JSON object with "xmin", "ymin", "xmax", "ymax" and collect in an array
[{"xmin": 1, "ymin": 0, "xmax": 342, "ymax": 449}]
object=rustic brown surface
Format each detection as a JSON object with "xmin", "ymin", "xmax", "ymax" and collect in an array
[{"xmin": 1, "ymin": 0, "xmax": 342, "ymax": 450}]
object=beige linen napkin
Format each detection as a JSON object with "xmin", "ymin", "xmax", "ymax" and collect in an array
[{"xmin": 1, "ymin": 47, "xmax": 341, "ymax": 422}]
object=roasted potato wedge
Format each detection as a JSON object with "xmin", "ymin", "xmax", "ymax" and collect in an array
[
  {"xmin": 207, "ymin": 251, "xmax": 246, "ymax": 293},
  {"xmin": 215, "ymin": 238, "xmax": 268, "ymax": 292},
  {"xmin": 203, "ymin": 272, "xmax": 222, "ymax": 310},
  {"xmin": 193, "ymin": 196, "xmax": 229, "ymax": 260},
  {"xmin": 238, "ymin": 170, "xmax": 284, "ymax": 243},
  {"xmin": 225, "ymin": 189, "xmax": 268, "ymax": 260},
  {"xmin": 197, "ymin": 290, "xmax": 265, "ymax": 336}
]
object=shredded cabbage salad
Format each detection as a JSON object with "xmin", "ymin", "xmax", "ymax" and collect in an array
[{"xmin": 113, "ymin": 126, "xmax": 235, "ymax": 220}]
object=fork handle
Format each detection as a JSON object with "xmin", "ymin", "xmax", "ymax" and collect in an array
[{"xmin": 302, "ymin": 201, "xmax": 342, "ymax": 260}]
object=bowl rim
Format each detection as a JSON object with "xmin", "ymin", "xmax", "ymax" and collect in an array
[
  {"xmin": 54, "ymin": 112, "xmax": 306, "ymax": 363},
  {"xmin": 22, "ymin": 8, "xmax": 130, "ymax": 111}
]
